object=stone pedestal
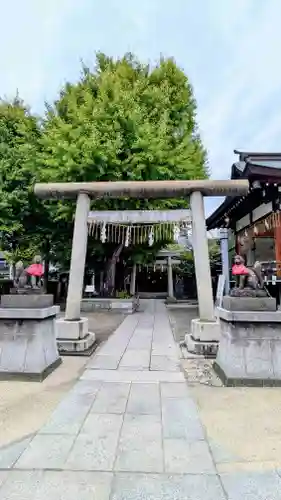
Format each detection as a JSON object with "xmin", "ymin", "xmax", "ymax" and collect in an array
[
  {"xmin": 185, "ymin": 318, "xmax": 220, "ymax": 356},
  {"xmin": 0, "ymin": 305, "xmax": 61, "ymax": 381},
  {"xmin": 1, "ymin": 294, "xmax": 54, "ymax": 309},
  {"xmin": 214, "ymin": 306, "xmax": 281, "ymax": 386},
  {"xmin": 222, "ymin": 296, "xmax": 276, "ymax": 312},
  {"xmin": 55, "ymin": 317, "xmax": 96, "ymax": 356}
]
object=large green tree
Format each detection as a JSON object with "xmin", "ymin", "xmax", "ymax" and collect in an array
[
  {"xmin": 39, "ymin": 53, "xmax": 208, "ymax": 283},
  {"xmin": 41, "ymin": 53, "xmax": 207, "ymax": 189},
  {"xmin": 0, "ymin": 98, "xmax": 66, "ymax": 287},
  {"xmin": 0, "ymin": 98, "xmax": 41, "ymax": 259}
]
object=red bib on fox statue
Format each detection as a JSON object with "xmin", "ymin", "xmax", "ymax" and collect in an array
[
  {"xmin": 26, "ymin": 263, "xmax": 44, "ymax": 277},
  {"xmin": 232, "ymin": 263, "xmax": 249, "ymax": 276}
]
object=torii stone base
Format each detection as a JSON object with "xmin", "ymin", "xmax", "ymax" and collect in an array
[
  {"xmin": 185, "ymin": 318, "xmax": 220, "ymax": 357},
  {"xmin": 55, "ymin": 317, "xmax": 96, "ymax": 356}
]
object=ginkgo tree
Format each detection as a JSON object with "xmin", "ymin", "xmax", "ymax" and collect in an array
[{"xmin": 39, "ymin": 52, "xmax": 208, "ymax": 289}]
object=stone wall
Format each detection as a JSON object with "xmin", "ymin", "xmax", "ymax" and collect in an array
[{"xmin": 81, "ymin": 297, "xmax": 139, "ymax": 314}]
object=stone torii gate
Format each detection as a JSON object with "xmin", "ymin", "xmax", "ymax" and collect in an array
[{"xmin": 34, "ymin": 179, "xmax": 248, "ymax": 352}]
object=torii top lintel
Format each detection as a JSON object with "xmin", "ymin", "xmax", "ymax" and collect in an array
[{"xmin": 34, "ymin": 179, "xmax": 249, "ymax": 199}]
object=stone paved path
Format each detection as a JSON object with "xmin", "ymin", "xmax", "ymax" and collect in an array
[{"xmin": 1, "ymin": 300, "xmax": 281, "ymax": 498}]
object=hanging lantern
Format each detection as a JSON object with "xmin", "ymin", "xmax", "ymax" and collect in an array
[
  {"xmin": 265, "ymin": 218, "xmax": 269, "ymax": 230},
  {"xmin": 254, "ymin": 225, "xmax": 259, "ymax": 236}
]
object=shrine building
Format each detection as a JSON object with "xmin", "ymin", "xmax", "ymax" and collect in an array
[{"xmin": 206, "ymin": 150, "xmax": 281, "ymax": 302}]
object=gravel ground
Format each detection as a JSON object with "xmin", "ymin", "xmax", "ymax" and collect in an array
[
  {"xmin": 86, "ymin": 311, "xmax": 126, "ymax": 344},
  {"xmin": 57, "ymin": 310, "xmax": 126, "ymax": 345}
]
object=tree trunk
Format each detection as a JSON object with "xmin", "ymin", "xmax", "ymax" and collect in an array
[
  {"xmin": 99, "ymin": 270, "xmax": 104, "ymax": 295},
  {"xmin": 104, "ymin": 244, "xmax": 123, "ymax": 296}
]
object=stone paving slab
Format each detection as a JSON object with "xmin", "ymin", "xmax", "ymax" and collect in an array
[
  {"xmin": 0, "ymin": 435, "xmax": 33, "ymax": 469},
  {"xmin": 110, "ymin": 473, "xmax": 226, "ymax": 500},
  {"xmin": 91, "ymin": 382, "xmax": 130, "ymax": 414},
  {"xmin": 95, "ymin": 316, "xmax": 139, "ymax": 360},
  {"xmin": 64, "ymin": 413, "xmax": 123, "ymax": 471},
  {"xmin": 39, "ymin": 384, "xmax": 101, "ymax": 436},
  {"xmin": 88, "ymin": 355, "xmax": 121, "ymax": 370},
  {"xmin": 161, "ymin": 397, "xmax": 205, "ymax": 441},
  {"xmin": 115, "ymin": 414, "xmax": 163, "ymax": 473},
  {"xmin": 150, "ymin": 355, "xmax": 180, "ymax": 371},
  {"xmin": 163, "ymin": 439, "xmax": 216, "ymax": 474},
  {"xmin": 126, "ymin": 383, "xmax": 160, "ymax": 415},
  {"xmin": 119, "ymin": 349, "xmax": 150, "ymax": 370},
  {"xmin": 70, "ymin": 379, "xmax": 102, "ymax": 395},
  {"xmin": 0, "ymin": 471, "xmax": 8, "ymax": 488},
  {"xmin": 15, "ymin": 434, "xmax": 76, "ymax": 469},
  {"xmin": 0, "ymin": 470, "xmax": 113, "ymax": 500},
  {"xmin": 39, "ymin": 397, "xmax": 94, "ymax": 435}
]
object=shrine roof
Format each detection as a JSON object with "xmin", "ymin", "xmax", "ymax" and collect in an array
[{"xmin": 206, "ymin": 151, "xmax": 281, "ymax": 230}]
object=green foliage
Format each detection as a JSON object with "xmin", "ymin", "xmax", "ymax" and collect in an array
[
  {"xmin": 175, "ymin": 239, "xmax": 221, "ymax": 277},
  {"xmin": 0, "ymin": 53, "xmax": 208, "ymax": 270},
  {"xmin": 129, "ymin": 241, "xmax": 169, "ymax": 265},
  {"xmin": 38, "ymin": 52, "xmax": 207, "ymax": 265},
  {"xmin": 0, "ymin": 98, "xmax": 73, "ymax": 266},
  {"xmin": 0, "ymin": 97, "xmax": 41, "ymax": 252},
  {"xmin": 3, "ymin": 246, "xmax": 38, "ymax": 266},
  {"xmin": 115, "ymin": 290, "xmax": 130, "ymax": 299},
  {"xmin": 40, "ymin": 53, "xmax": 207, "ymax": 192}
]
